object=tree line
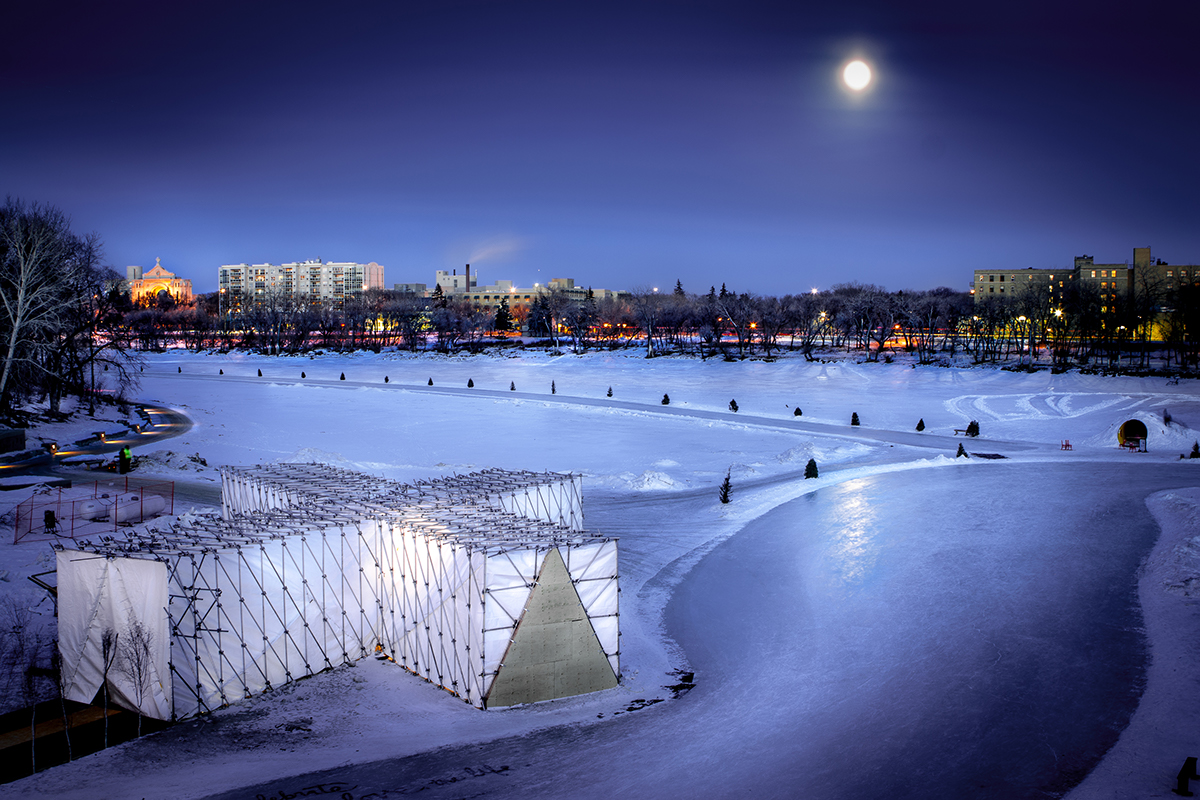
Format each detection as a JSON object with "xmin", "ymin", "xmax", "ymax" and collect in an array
[{"xmin": 134, "ymin": 276, "xmax": 1200, "ymax": 373}]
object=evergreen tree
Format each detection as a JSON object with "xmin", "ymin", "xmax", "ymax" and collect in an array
[
  {"xmin": 428, "ymin": 378, "xmax": 433, "ymax": 385},
  {"xmin": 301, "ymin": 372, "xmax": 305, "ymax": 378},
  {"xmin": 851, "ymin": 412, "xmax": 860, "ymax": 426},
  {"xmin": 916, "ymin": 418, "xmax": 925, "ymax": 432},
  {"xmin": 793, "ymin": 407, "xmax": 802, "ymax": 417},
  {"xmin": 804, "ymin": 458, "xmax": 819, "ymax": 479},
  {"xmin": 552, "ymin": 380, "xmax": 556, "ymax": 394},
  {"xmin": 674, "ymin": 279, "xmax": 685, "ymax": 297},
  {"xmin": 1190, "ymin": 441, "xmax": 1199, "ymax": 459},
  {"xmin": 384, "ymin": 376, "xmax": 389, "ymax": 383},
  {"xmin": 662, "ymin": 393, "xmax": 670, "ymax": 405},
  {"xmin": 431, "ymin": 284, "xmax": 446, "ymax": 308},
  {"xmin": 956, "ymin": 443, "xmax": 968, "ymax": 458},
  {"xmin": 510, "ymin": 381, "xmax": 515, "ymax": 391},
  {"xmin": 719, "ymin": 283, "xmax": 730, "ymax": 299},
  {"xmin": 966, "ymin": 420, "xmax": 980, "ymax": 437},
  {"xmin": 340, "ymin": 372, "xmax": 345, "ymax": 380},
  {"xmin": 494, "ymin": 297, "xmax": 513, "ymax": 334},
  {"xmin": 468, "ymin": 378, "xmax": 474, "ymax": 388},
  {"xmin": 607, "ymin": 386, "xmax": 613, "ymax": 397},
  {"xmin": 257, "ymin": 369, "xmax": 262, "ymax": 377},
  {"xmin": 719, "ymin": 470, "xmax": 732, "ymax": 504},
  {"xmin": 219, "ymin": 369, "xmax": 223, "ymax": 375},
  {"xmin": 729, "ymin": 399, "xmax": 738, "ymax": 412}
]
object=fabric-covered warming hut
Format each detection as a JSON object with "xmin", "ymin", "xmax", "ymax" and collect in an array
[{"xmin": 56, "ymin": 465, "xmax": 619, "ymax": 720}]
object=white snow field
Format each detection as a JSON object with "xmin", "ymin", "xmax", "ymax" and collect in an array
[{"xmin": 4, "ymin": 349, "xmax": 1199, "ymax": 800}]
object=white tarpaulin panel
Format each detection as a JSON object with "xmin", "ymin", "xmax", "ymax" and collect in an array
[
  {"xmin": 57, "ymin": 550, "xmax": 172, "ymax": 721},
  {"xmin": 563, "ymin": 540, "xmax": 621, "ymax": 675}
]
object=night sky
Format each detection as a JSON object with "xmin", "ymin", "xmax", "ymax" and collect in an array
[{"xmin": 3, "ymin": 1, "xmax": 1197, "ymax": 296}]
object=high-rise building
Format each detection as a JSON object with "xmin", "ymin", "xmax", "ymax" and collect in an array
[{"xmin": 219, "ymin": 259, "xmax": 384, "ymax": 311}]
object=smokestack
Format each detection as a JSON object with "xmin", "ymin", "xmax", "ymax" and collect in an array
[{"xmin": 466, "ymin": 264, "xmax": 471, "ymax": 292}]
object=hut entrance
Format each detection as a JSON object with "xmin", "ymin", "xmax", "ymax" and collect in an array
[{"xmin": 1117, "ymin": 419, "xmax": 1148, "ymax": 451}]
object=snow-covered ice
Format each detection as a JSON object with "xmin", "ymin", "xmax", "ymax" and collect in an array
[{"xmin": 1, "ymin": 349, "xmax": 1197, "ymax": 799}]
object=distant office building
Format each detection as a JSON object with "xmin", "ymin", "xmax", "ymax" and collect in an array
[
  {"xmin": 435, "ymin": 265, "xmax": 628, "ymax": 315},
  {"xmin": 393, "ymin": 283, "xmax": 428, "ymax": 295},
  {"xmin": 219, "ymin": 259, "xmax": 384, "ymax": 311},
  {"xmin": 127, "ymin": 258, "xmax": 194, "ymax": 306}
]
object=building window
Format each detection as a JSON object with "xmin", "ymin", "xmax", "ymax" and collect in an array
[
  {"xmin": 1091, "ymin": 270, "xmax": 1096, "ymax": 278},
  {"xmin": 1167, "ymin": 270, "xmax": 1174, "ymax": 278},
  {"xmin": 989, "ymin": 275, "xmax": 995, "ymax": 282}
]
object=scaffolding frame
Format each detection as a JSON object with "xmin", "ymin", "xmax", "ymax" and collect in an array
[{"xmin": 59, "ymin": 465, "xmax": 618, "ymax": 719}]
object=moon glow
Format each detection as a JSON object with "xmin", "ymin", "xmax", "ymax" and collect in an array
[{"xmin": 843, "ymin": 60, "xmax": 872, "ymax": 91}]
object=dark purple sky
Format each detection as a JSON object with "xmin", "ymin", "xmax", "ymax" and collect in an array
[{"xmin": 3, "ymin": 1, "xmax": 1197, "ymax": 296}]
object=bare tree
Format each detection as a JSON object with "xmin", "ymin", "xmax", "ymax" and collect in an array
[
  {"xmin": 628, "ymin": 287, "xmax": 665, "ymax": 357},
  {"xmin": 118, "ymin": 615, "xmax": 154, "ymax": 737},
  {"xmin": 0, "ymin": 198, "xmax": 87, "ymax": 411},
  {"xmin": 101, "ymin": 628, "xmax": 118, "ymax": 747}
]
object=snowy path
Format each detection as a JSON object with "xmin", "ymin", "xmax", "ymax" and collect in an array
[
  {"xmin": 146, "ymin": 370, "xmax": 1044, "ymax": 455},
  {"xmin": 196, "ymin": 462, "xmax": 1187, "ymax": 800}
]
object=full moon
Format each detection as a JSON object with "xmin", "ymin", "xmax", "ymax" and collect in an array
[{"xmin": 843, "ymin": 60, "xmax": 872, "ymax": 91}]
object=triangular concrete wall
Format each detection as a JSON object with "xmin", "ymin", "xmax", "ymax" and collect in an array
[{"xmin": 485, "ymin": 548, "xmax": 618, "ymax": 708}]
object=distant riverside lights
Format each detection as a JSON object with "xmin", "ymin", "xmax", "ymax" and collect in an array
[{"xmin": 843, "ymin": 60, "xmax": 872, "ymax": 91}]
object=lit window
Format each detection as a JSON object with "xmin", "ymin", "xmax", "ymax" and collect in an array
[{"xmin": 1091, "ymin": 271, "xmax": 1096, "ymax": 278}]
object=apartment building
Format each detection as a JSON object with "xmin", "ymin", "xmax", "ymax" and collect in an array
[
  {"xmin": 973, "ymin": 246, "xmax": 1199, "ymax": 313},
  {"xmin": 219, "ymin": 259, "xmax": 384, "ymax": 311}
]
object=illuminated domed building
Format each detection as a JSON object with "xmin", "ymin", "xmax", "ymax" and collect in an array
[{"xmin": 127, "ymin": 258, "xmax": 194, "ymax": 306}]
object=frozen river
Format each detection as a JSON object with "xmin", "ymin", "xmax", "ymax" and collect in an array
[{"xmin": 202, "ymin": 462, "xmax": 1188, "ymax": 800}]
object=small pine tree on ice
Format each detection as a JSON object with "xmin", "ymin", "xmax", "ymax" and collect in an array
[
  {"xmin": 916, "ymin": 418, "xmax": 925, "ymax": 432},
  {"xmin": 384, "ymin": 376, "xmax": 389, "ymax": 383},
  {"xmin": 956, "ymin": 443, "xmax": 968, "ymax": 458},
  {"xmin": 729, "ymin": 399, "xmax": 738, "ymax": 412},
  {"xmin": 257, "ymin": 369, "xmax": 262, "ymax": 377},
  {"xmin": 510, "ymin": 381, "xmax": 515, "ymax": 391},
  {"xmin": 793, "ymin": 407, "xmax": 802, "ymax": 417},
  {"xmin": 301, "ymin": 372, "xmax": 305, "ymax": 378},
  {"xmin": 966, "ymin": 420, "xmax": 980, "ymax": 437},
  {"xmin": 340, "ymin": 373, "xmax": 345, "ymax": 381},
  {"xmin": 607, "ymin": 386, "xmax": 613, "ymax": 397},
  {"xmin": 1190, "ymin": 441, "xmax": 1199, "ymax": 459},
  {"xmin": 851, "ymin": 412, "xmax": 860, "ymax": 426},
  {"xmin": 662, "ymin": 393, "xmax": 670, "ymax": 405},
  {"xmin": 219, "ymin": 369, "xmax": 223, "ymax": 375},
  {"xmin": 468, "ymin": 378, "xmax": 474, "ymax": 388},
  {"xmin": 428, "ymin": 378, "xmax": 433, "ymax": 386},
  {"xmin": 719, "ymin": 470, "xmax": 732, "ymax": 504},
  {"xmin": 552, "ymin": 381, "xmax": 556, "ymax": 394},
  {"xmin": 804, "ymin": 458, "xmax": 818, "ymax": 479}
]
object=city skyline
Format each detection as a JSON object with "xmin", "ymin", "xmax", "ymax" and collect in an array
[{"xmin": 3, "ymin": 1, "xmax": 1197, "ymax": 297}]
